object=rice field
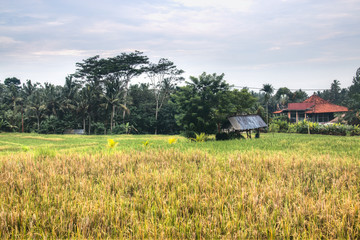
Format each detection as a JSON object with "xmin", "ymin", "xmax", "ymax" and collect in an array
[{"xmin": 0, "ymin": 132, "xmax": 359, "ymax": 239}]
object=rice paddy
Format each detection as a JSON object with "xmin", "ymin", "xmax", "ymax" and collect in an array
[{"xmin": 0, "ymin": 133, "xmax": 359, "ymax": 238}]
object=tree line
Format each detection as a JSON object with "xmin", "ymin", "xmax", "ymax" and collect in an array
[{"xmin": 0, "ymin": 51, "xmax": 359, "ymax": 134}]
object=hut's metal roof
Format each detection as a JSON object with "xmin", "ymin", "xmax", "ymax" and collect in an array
[{"xmin": 228, "ymin": 115, "xmax": 267, "ymax": 131}]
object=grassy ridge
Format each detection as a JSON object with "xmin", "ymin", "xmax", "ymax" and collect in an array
[
  {"xmin": 1, "ymin": 133, "xmax": 359, "ymax": 157},
  {"xmin": 0, "ymin": 133, "xmax": 360, "ymax": 238}
]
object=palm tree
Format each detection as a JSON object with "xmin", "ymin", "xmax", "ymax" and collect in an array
[
  {"xmin": 77, "ymin": 86, "xmax": 91, "ymax": 134},
  {"xmin": 261, "ymin": 83, "xmax": 274, "ymax": 124},
  {"xmin": 5, "ymin": 82, "xmax": 23, "ymax": 132},
  {"xmin": 43, "ymin": 83, "xmax": 60, "ymax": 117},
  {"xmin": 103, "ymin": 76, "xmax": 129, "ymax": 133},
  {"xmin": 279, "ymin": 94, "xmax": 289, "ymax": 109},
  {"xmin": 60, "ymin": 76, "xmax": 80, "ymax": 118},
  {"xmin": 26, "ymin": 88, "xmax": 46, "ymax": 131}
]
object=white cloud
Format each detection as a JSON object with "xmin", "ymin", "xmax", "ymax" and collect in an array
[
  {"xmin": 269, "ymin": 46, "xmax": 281, "ymax": 51},
  {"xmin": 1, "ymin": 0, "xmax": 360, "ymax": 88},
  {"xmin": 83, "ymin": 21, "xmax": 137, "ymax": 33},
  {"xmin": 0, "ymin": 36, "xmax": 20, "ymax": 45},
  {"xmin": 316, "ymin": 13, "xmax": 351, "ymax": 20},
  {"xmin": 317, "ymin": 31, "xmax": 343, "ymax": 40},
  {"xmin": 288, "ymin": 41, "xmax": 307, "ymax": 46},
  {"xmin": 307, "ymin": 56, "xmax": 360, "ymax": 63},
  {"xmin": 31, "ymin": 49, "xmax": 88, "ymax": 56},
  {"xmin": 46, "ymin": 17, "xmax": 75, "ymax": 26},
  {"xmin": 172, "ymin": 0, "xmax": 253, "ymax": 12}
]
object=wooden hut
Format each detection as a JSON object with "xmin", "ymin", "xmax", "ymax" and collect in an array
[{"xmin": 227, "ymin": 115, "xmax": 267, "ymax": 138}]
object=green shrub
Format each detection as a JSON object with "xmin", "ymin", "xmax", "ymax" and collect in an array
[
  {"xmin": 270, "ymin": 120, "xmax": 288, "ymax": 132},
  {"xmin": 269, "ymin": 123, "xmax": 280, "ymax": 133},
  {"xmin": 216, "ymin": 132, "xmax": 245, "ymax": 141},
  {"xmin": 351, "ymin": 125, "xmax": 360, "ymax": 136},
  {"xmin": 229, "ymin": 131, "xmax": 245, "ymax": 140},
  {"xmin": 92, "ymin": 122, "xmax": 106, "ymax": 135},
  {"xmin": 181, "ymin": 130, "xmax": 196, "ymax": 139},
  {"xmin": 284, "ymin": 121, "xmax": 360, "ymax": 136},
  {"xmin": 39, "ymin": 116, "xmax": 66, "ymax": 134},
  {"xmin": 287, "ymin": 123, "xmax": 297, "ymax": 133},
  {"xmin": 216, "ymin": 132, "xmax": 230, "ymax": 141},
  {"xmin": 191, "ymin": 132, "xmax": 208, "ymax": 142},
  {"xmin": 112, "ymin": 124, "xmax": 127, "ymax": 134}
]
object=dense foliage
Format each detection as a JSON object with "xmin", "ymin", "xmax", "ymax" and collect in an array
[
  {"xmin": 270, "ymin": 119, "xmax": 360, "ymax": 136},
  {"xmin": 0, "ymin": 52, "xmax": 185, "ymax": 135},
  {"xmin": 0, "ymin": 51, "xmax": 359, "ymax": 134},
  {"xmin": 172, "ymin": 73, "xmax": 256, "ymax": 135}
]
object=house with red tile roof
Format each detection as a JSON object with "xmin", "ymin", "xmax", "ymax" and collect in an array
[{"xmin": 274, "ymin": 95, "xmax": 348, "ymax": 123}]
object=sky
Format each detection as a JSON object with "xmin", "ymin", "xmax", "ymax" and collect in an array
[{"xmin": 1, "ymin": 0, "xmax": 360, "ymax": 93}]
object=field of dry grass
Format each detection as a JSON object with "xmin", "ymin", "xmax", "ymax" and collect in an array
[{"xmin": 0, "ymin": 133, "xmax": 359, "ymax": 238}]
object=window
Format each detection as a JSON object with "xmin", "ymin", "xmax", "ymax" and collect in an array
[
  {"xmin": 298, "ymin": 112, "xmax": 305, "ymax": 122},
  {"xmin": 290, "ymin": 112, "xmax": 296, "ymax": 123},
  {"xmin": 317, "ymin": 113, "xmax": 329, "ymax": 123}
]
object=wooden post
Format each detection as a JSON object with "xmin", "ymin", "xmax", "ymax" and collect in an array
[
  {"xmin": 296, "ymin": 111, "xmax": 299, "ymax": 123},
  {"xmin": 21, "ymin": 105, "xmax": 24, "ymax": 133},
  {"xmin": 246, "ymin": 130, "xmax": 252, "ymax": 139}
]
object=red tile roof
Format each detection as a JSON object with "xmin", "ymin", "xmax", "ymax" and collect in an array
[
  {"xmin": 273, "ymin": 110, "xmax": 283, "ymax": 114},
  {"xmin": 305, "ymin": 103, "xmax": 348, "ymax": 113},
  {"xmin": 287, "ymin": 102, "xmax": 314, "ymax": 110}
]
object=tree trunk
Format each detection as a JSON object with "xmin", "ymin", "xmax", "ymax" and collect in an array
[
  {"xmin": 122, "ymin": 77, "xmax": 130, "ymax": 123},
  {"xmin": 111, "ymin": 105, "xmax": 115, "ymax": 134},
  {"xmin": 154, "ymin": 101, "xmax": 159, "ymax": 135},
  {"xmin": 88, "ymin": 116, "xmax": 91, "ymax": 135},
  {"xmin": 83, "ymin": 118, "xmax": 86, "ymax": 131},
  {"xmin": 122, "ymin": 92, "xmax": 127, "ymax": 123},
  {"xmin": 21, "ymin": 105, "xmax": 24, "ymax": 133},
  {"xmin": 37, "ymin": 115, "xmax": 40, "ymax": 132}
]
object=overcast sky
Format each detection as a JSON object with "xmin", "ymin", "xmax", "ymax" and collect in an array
[{"xmin": 1, "ymin": 0, "xmax": 360, "ymax": 93}]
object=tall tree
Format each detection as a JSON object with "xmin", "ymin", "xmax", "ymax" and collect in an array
[
  {"xmin": 173, "ymin": 72, "xmax": 230, "ymax": 134},
  {"xmin": 329, "ymin": 80, "xmax": 341, "ymax": 104},
  {"xmin": 59, "ymin": 76, "xmax": 81, "ymax": 129},
  {"xmin": 74, "ymin": 51, "xmax": 149, "ymax": 129},
  {"xmin": 22, "ymin": 80, "xmax": 38, "ymax": 98},
  {"xmin": 3, "ymin": 77, "xmax": 22, "ymax": 131},
  {"xmin": 76, "ymin": 87, "xmax": 91, "ymax": 132},
  {"xmin": 43, "ymin": 83, "xmax": 61, "ymax": 117},
  {"xmin": 102, "ymin": 75, "xmax": 129, "ymax": 133},
  {"xmin": 146, "ymin": 58, "xmax": 184, "ymax": 134},
  {"xmin": 74, "ymin": 56, "xmax": 106, "ymax": 133},
  {"xmin": 274, "ymin": 87, "xmax": 292, "ymax": 110},
  {"xmin": 127, "ymin": 84, "xmax": 156, "ymax": 134},
  {"xmin": 292, "ymin": 89, "xmax": 308, "ymax": 103},
  {"xmin": 26, "ymin": 87, "xmax": 46, "ymax": 131},
  {"xmin": 21, "ymin": 80, "xmax": 39, "ymax": 132},
  {"xmin": 261, "ymin": 83, "xmax": 274, "ymax": 124},
  {"xmin": 214, "ymin": 88, "xmax": 256, "ymax": 132},
  {"xmin": 345, "ymin": 67, "xmax": 360, "ymax": 124},
  {"xmin": 107, "ymin": 51, "xmax": 149, "ymax": 121}
]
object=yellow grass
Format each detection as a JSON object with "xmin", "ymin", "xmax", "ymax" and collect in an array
[
  {"xmin": 21, "ymin": 136, "xmax": 64, "ymax": 141},
  {"xmin": 0, "ymin": 133, "xmax": 359, "ymax": 238}
]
